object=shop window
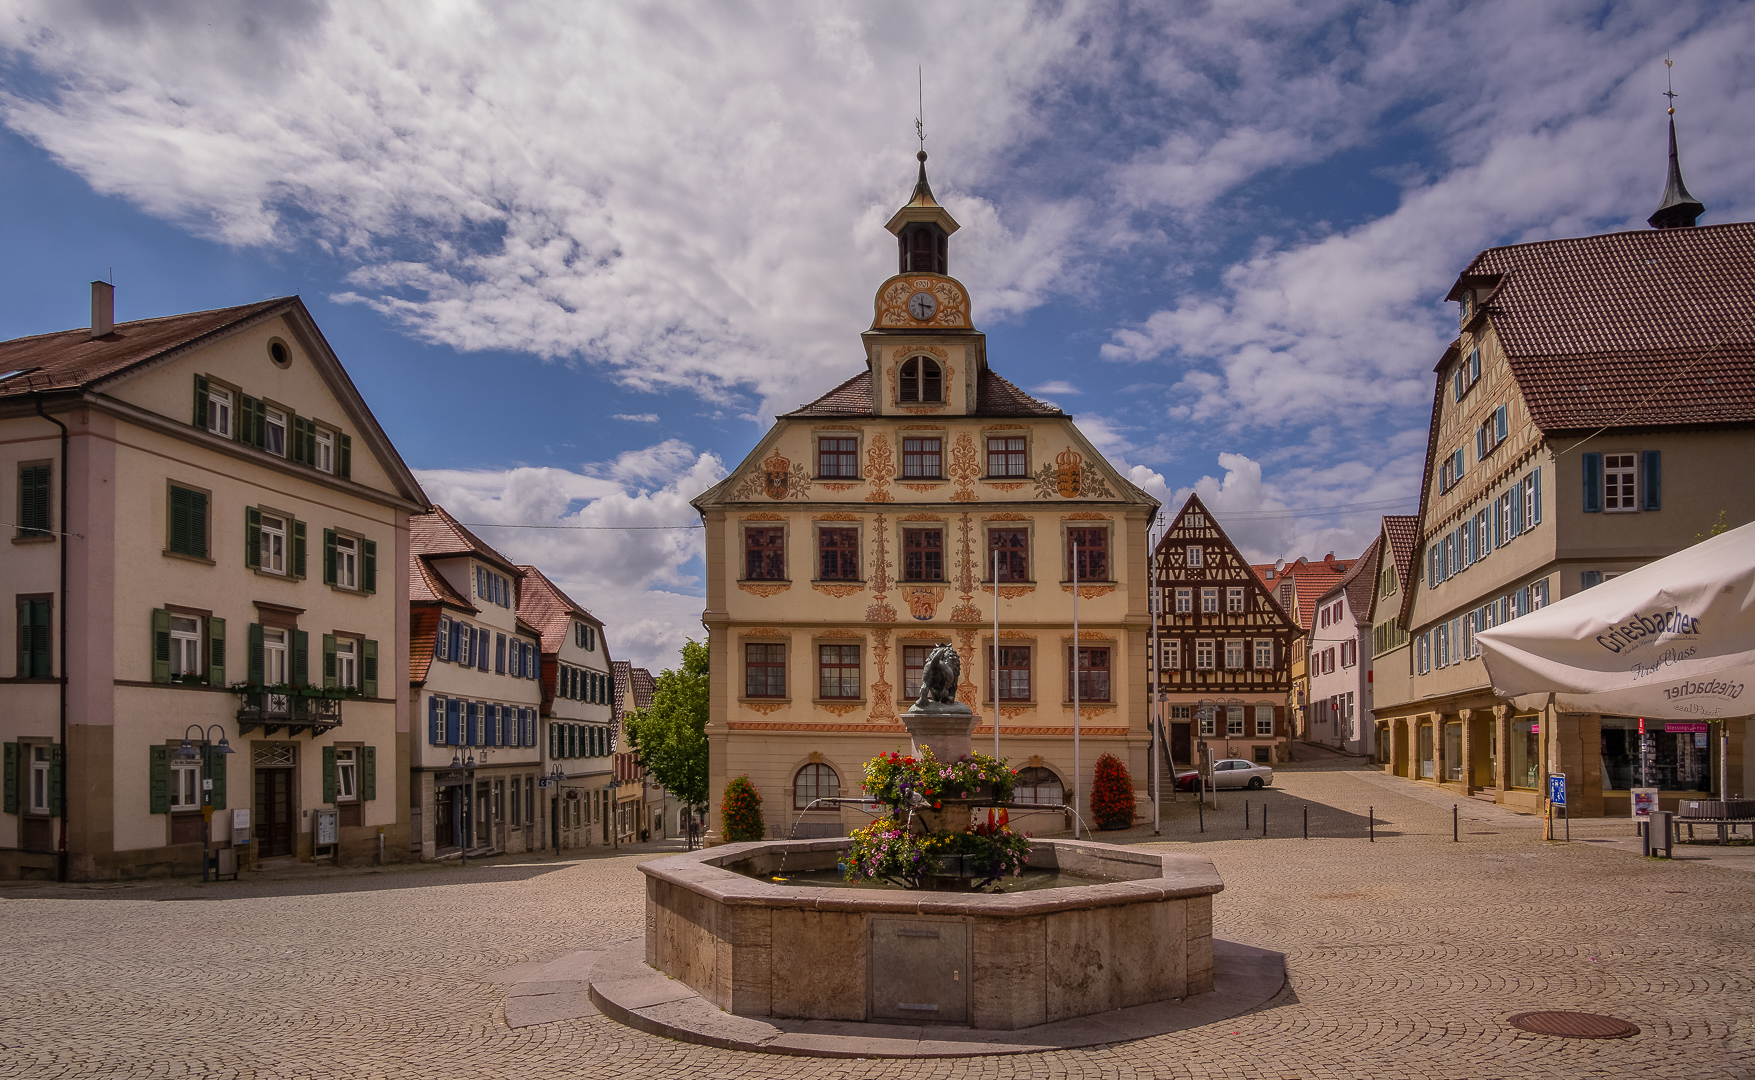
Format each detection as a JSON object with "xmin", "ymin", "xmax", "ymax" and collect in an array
[{"xmin": 1599, "ymin": 716, "xmax": 1713, "ymax": 791}]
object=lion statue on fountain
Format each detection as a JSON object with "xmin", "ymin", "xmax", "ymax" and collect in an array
[{"xmin": 913, "ymin": 644, "xmax": 963, "ymax": 710}]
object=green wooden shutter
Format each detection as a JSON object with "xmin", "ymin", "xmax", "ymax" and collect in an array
[
  {"xmin": 322, "ymin": 746, "xmax": 337, "ymax": 803},
  {"xmin": 361, "ymin": 639, "xmax": 378, "ymax": 698},
  {"xmin": 189, "ymin": 489, "xmax": 208, "ymax": 559},
  {"xmin": 361, "ymin": 540, "xmax": 377, "ymax": 594},
  {"xmin": 47, "ymin": 744, "xmax": 61, "ymax": 817},
  {"xmin": 204, "ymin": 744, "xmax": 224, "ymax": 811},
  {"xmin": 18, "ymin": 464, "xmax": 50, "ymax": 537},
  {"xmin": 247, "ymin": 623, "xmax": 264, "ymax": 686},
  {"xmin": 169, "ymin": 486, "xmax": 193, "ymax": 556},
  {"xmin": 149, "ymin": 744, "xmax": 170, "ymax": 814},
  {"xmin": 361, "ymin": 746, "xmax": 377, "ymax": 801},
  {"xmin": 290, "ymin": 416, "xmax": 311, "ymax": 465},
  {"xmin": 322, "ymin": 634, "xmax": 337, "ymax": 689},
  {"xmin": 323, "ymin": 529, "xmax": 337, "ymax": 585},
  {"xmin": 193, "ymin": 374, "xmax": 210, "ymax": 428},
  {"xmin": 337, "ymin": 434, "xmax": 352, "ymax": 479},
  {"xmin": 292, "ymin": 519, "xmax": 307, "ymax": 580},
  {"xmin": 241, "ymin": 395, "xmax": 267, "ymax": 449},
  {"xmin": 152, "ymin": 608, "xmax": 173, "ymax": 684},
  {"xmin": 17, "ymin": 598, "xmax": 50, "ymax": 678},
  {"xmin": 3, "ymin": 743, "xmax": 17, "ymax": 814},
  {"xmin": 293, "ymin": 629, "xmax": 309, "ymax": 686},
  {"xmin": 244, "ymin": 507, "xmax": 262, "ymax": 569},
  {"xmin": 208, "ymin": 616, "xmax": 226, "ymax": 686}
]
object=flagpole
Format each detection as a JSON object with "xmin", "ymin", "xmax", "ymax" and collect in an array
[
  {"xmin": 1073, "ymin": 540, "xmax": 1081, "ymax": 841},
  {"xmin": 993, "ymin": 550, "xmax": 1000, "ymax": 761},
  {"xmin": 1151, "ymin": 527, "xmax": 1161, "ymax": 835}
]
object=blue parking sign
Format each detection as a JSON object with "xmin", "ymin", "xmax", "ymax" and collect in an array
[{"xmin": 1548, "ymin": 773, "xmax": 1566, "ymax": 806}]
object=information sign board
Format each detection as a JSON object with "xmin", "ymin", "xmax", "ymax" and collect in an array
[
  {"xmin": 315, "ymin": 808, "xmax": 339, "ymax": 846},
  {"xmin": 1548, "ymin": 773, "xmax": 1567, "ymax": 806},
  {"xmin": 1630, "ymin": 788, "xmax": 1660, "ymax": 820},
  {"xmin": 1666, "ymin": 721, "xmax": 1710, "ymax": 734}
]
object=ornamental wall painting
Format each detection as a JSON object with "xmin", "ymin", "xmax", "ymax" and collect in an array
[
  {"xmin": 864, "ymin": 433, "xmax": 896, "ymax": 503},
  {"xmin": 729, "ymin": 449, "xmax": 812, "ymax": 501},
  {"xmin": 1032, "ymin": 445, "xmax": 1118, "ymax": 499}
]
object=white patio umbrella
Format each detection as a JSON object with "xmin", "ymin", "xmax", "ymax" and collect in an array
[{"xmin": 1476, "ymin": 520, "xmax": 1755, "ymax": 720}]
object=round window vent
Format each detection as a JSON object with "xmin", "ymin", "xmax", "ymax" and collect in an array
[
  {"xmin": 1508, "ymin": 1011, "xmax": 1638, "ymax": 1039},
  {"xmin": 268, "ymin": 340, "xmax": 292, "ymax": 367}
]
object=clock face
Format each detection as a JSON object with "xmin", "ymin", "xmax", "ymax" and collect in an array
[{"xmin": 907, "ymin": 290, "xmax": 938, "ymax": 322}]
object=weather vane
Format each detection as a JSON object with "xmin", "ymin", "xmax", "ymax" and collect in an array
[
  {"xmin": 1664, "ymin": 55, "xmax": 1677, "ymax": 115},
  {"xmin": 916, "ymin": 66, "xmax": 926, "ymax": 152}
]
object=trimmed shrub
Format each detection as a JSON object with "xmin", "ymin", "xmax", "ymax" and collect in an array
[
  {"xmin": 1089, "ymin": 753, "xmax": 1135, "ymax": 830},
  {"xmin": 721, "ymin": 775, "xmax": 766, "ymax": 843}
]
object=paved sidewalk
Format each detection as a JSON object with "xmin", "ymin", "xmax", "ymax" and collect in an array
[{"xmin": 2, "ymin": 754, "xmax": 1751, "ymax": 1079}]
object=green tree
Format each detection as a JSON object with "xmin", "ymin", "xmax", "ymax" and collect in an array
[
  {"xmin": 1695, "ymin": 510, "xmax": 1732, "ymax": 544},
  {"xmin": 623, "ymin": 639, "xmax": 709, "ymax": 811}
]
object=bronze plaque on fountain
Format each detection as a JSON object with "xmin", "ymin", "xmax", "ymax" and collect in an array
[{"xmin": 868, "ymin": 917, "xmax": 970, "ymax": 1024}]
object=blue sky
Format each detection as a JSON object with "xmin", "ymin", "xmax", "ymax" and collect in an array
[{"xmin": 3, "ymin": 1, "xmax": 1751, "ymax": 671}]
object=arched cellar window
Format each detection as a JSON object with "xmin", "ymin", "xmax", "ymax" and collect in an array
[
  {"xmin": 899, "ymin": 357, "xmax": 943, "ymax": 404},
  {"xmin": 794, "ymin": 762, "xmax": 841, "ymax": 809},
  {"xmin": 1011, "ymin": 766, "xmax": 1063, "ymax": 807}
]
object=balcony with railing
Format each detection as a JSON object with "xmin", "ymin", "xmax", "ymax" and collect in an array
[{"xmin": 234, "ymin": 687, "xmax": 346, "ymax": 737}]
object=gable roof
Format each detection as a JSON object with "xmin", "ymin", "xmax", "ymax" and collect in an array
[
  {"xmin": 409, "ymin": 505, "xmax": 522, "ymax": 576},
  {"xmin": 779, "ymin": 368, "xmax": 1067, "ymax": 419},
  {"xmin": 515, "ymin": 565, "xmax": 604, "ymax": 654},
  {"xmin": 1153, "ymin": 493, "xmax": 1299, "ymax": 628},
  {"xmin": 1272, "ymin": 553, "xmax": 1357, "ymax": 631},
  {"xmin": 409, "ymin": 548, "xmax": 476, "ymax": 611},
  {"xmin": 0, "ymin": 295, "xmax": 428, "ymax": 510},
  {"xmin": 1381, "ymin": 515, "xmax": 1419, "ymax": 604},
  {"xmin": 1450, "ymin": 221, "xmax": 1755, "ymax": 432},
  {"xmin": 1318, "ymin": 534, "xmax": 1382, "ymax": 623}
]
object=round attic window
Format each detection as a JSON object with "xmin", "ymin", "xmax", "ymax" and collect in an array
[{"xmin": 268, "ymin": 339, "xmax": 292, "ymax": 368}]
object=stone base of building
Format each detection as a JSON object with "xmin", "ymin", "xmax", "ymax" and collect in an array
[{"xmin": 0, "ymin": 822, "xmax": 415, "ymax": 882}]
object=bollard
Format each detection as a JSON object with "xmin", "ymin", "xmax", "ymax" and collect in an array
[
  {"xmin": 1453, "ymin": 804, "xmax": 1459, "ymax": 843},
  {"xmin": 1198, "ymin": 779, "xmax": 1204, "ymax": 833},
  {"xmin": 1263, "ymin": 803, "xmax": 1268, "ymax": 838},
  {"xmin": 1303, "ymin": 805, "xmax": 1308, "ymax": 840},
  {"xmin": 1369, "ymin": 807, "xmax": 1374, "ymax": 842},
  {"xmin": 1245, "ymin": 801, "xmax": 1250, "ymax": 829}
]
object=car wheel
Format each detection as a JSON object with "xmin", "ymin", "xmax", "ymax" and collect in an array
[{"xmin": 1248, "ymin": 777, "xmax": 1264, "ymax": 790}]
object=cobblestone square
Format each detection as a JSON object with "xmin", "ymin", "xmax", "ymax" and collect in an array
[{"xmin": 3, "ymin": 750, "xmax": 1750, "ymax": 1080}]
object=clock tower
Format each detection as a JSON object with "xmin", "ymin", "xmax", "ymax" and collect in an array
[{"xmin": 865, "ymin": 151, "xmax": 984, "ymax": 418}]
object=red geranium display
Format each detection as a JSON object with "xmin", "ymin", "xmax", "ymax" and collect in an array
[{"xmin": 1089, "ymin": 753, "xmax": 1135, "ymax": 830}]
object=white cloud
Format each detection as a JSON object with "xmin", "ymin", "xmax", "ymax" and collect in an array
[
  {"xmin": 612, "ymin": 413, "xmax": 659, "ymax": 424},
  {"xmin": 1031, "ymin": 380, "xmax": 1081, "ymax": 397},
  {"xmin": 414, "ymin": 441, "xmax": 726, "ymax": 672}
]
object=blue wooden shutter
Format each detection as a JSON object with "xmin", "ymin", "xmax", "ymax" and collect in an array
[
  {"xmin": 1531, "ymin": 467, "xmax": 1543, "ymax": 524},
  {"xmin": 1582, "ymin": 452, "xmax": 1602, "ymax": 512},
  {"xmin": 495, "ymin": 634, "xmax": 506, "ymax": 674},
  {"xmin": 435, "ymin": 619, "xmax": 449, "ymax": 662},
  {"xmin": 450, "ymin": 621, "xmax": 463, "ymax": 663},
  {"xmin": 1494, "ymin": 404, "xmax": 1507, "ymax": 442},
  {"xmin": 428, "ymin": 697, "xmax": 443, "ymax": 745},
  {"xmin": 445, "ymin": 698, "xmax": 461, "ymax": 744},
  {"xmin": 468, "ymin": 703, "xmax": 481, "ymax": 746},
  {"xmin": 477, "ymin": 628, "xmax": 491, "ymax": 671},
  {"xmin": 1641, "ymin": 451, "xmax": 1661, "ymax": 510},
  {"xmin": 1511, "ymin": 481, "xmax": 1524, "ymax": 536}
]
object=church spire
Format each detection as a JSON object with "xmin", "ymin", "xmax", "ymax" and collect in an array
[{"xmin": 1648, "ymin": 59, "xmax": 1705, "ymax": 230}]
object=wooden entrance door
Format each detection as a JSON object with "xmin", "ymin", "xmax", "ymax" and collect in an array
[
  {"xmin": 1172, "ymin": 722, "xmax": 1192, "ymax": 768},
  {"xmin": 254, "ymin": 768, "xmax": 295, "ymax": 857}
]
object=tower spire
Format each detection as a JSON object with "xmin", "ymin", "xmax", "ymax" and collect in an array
[{"xmin": 1649, "ymin": 57, "xmax": 1705, "ymax": 230}]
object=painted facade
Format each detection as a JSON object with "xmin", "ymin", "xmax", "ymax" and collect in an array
[
  {"xmin": 694, "ymin": 156, "xmax": 1160, "ymax": 840},
  {"xmin": 518, "ymin": 566, "xmax": 617, "ymax": 851},
  {"xmin": 1, "ymin": 290, "xmax": 425, "ymax": 879}
]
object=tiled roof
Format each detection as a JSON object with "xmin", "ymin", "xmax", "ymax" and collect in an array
[
  {"xmin": 1274, "ymin": 554, "xmax": 1356, "ymax": 631},
  {"xmin": 1381, "ymin": 515, "xmax": 1419, "ymax": 600},
  {"xmin": 409, "ymin": 505, "xmax": 521, "ymax": 575},
  {"xmin": 409, "ymin": 549, "xmax": 475, "ymax": 611},
  {"xmin": 611, "ymin": 660, "xmax": 631, "ymax": 726},
  {"xmin": 630, "ymin": 667, "xmax": 657, "ymax": 711},
  {"xmin": 515, "ymin": 566, "xmax": 601, "ymax": 654},
  {"xmin": 1456, "ymin": 222, "xmax": 1755, "ymax": 431},
  {"xmin": 780, "ymin": 368, "xmax": 1066, "ymax": 418},
  {"xmin": 0, "ymin": 298, "xmax": 291, "ymax": 398},
  {"xmin": 409, "ymin": 607, "xmax": 441, "ymax": 685},
  {"xmin": 1320, "ymin": 535, "xmax": 1382, "ymax": 622}
]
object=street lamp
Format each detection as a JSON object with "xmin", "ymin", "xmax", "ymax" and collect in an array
[
  {"xmin": 548, "ymin": 764, "xmax": 565, "ymax": 855},
  {"xmin": 607, "ymin": 778, "xmax": 622, "ymax": 850},
  {"xmin": 450, "ymin": 747, "xmax": 477, "ymax": 866},
  {"xmin": 177, "ymin": 725, "xmax": 234, "ymax": 883}
]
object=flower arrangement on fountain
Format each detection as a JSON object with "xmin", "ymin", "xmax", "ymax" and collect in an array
[{"xmin": 843, "ymin": 747, "xmax": 1031, "ymax": 889}]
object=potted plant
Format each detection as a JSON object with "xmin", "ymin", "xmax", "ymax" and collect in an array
[
  {"xmin": 1090, "ymin": 753, "xmax": 1135, "ymax": 830},
  {"xmin": 721, "ymin": 775, "xmax": 765, "ymax": 843}
]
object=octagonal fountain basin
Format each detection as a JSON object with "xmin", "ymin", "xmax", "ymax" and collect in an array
[{"xmin": 637, "ymin": 838, "xmax": 1223, "ymax": 1032}]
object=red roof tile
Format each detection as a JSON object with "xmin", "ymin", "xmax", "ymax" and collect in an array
[
  {"xmin": 408, "ymin": 549, "xmax": 476, "ymax": 611},
  {"xmin": 780, "ymin": 368, "xmax": 1066, "ymax": 418},
  {"xmin": 0, "ymin": 298, "xmax": 291, "ymax": 398},
  {"xmin": 1272, "ymin": 554, "xmax": 1357, "ymax": 631},
  {"xmin": 410, "ymin": 607, "xmax": 441, "ymax": 684},
  {"xmin": 1319, "ymin": 535, "xmax": 1382, "ymax": 621},
  {"xmin": 1454, "ymin": 222, "xmax": 1755, "ymax": 431},
  {"xmin": 409, "ymin": 505, "xmax": 521, "ymax": 575},
  {"xmin": 515, "ymin": 566, "xmax": 602, "ymax": 654},
  {"xmin": 1380, "ymin": 515, "xmax": 1419, "ymax": 601}
]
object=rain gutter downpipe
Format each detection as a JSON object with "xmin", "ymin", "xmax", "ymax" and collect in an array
[{"xmin": 37, "ymin": 397, "xmax": 69, "ymax": 883}]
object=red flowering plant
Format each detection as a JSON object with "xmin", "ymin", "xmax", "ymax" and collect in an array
[
  {"xmin": 720, "ymin": 775, "xmax": 766, "ymax": 843},
  {"xmin": 1089, "ymin": 753, "xmax": 1136, "ymax": 830},
  {"xmin": 860, "ymin": 747, "xmax": 1015, "ymax": 813}
]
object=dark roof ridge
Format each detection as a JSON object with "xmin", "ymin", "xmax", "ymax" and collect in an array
[
  {"xmin": 1, "ymin": 296, "xmax": 295, "ymax": 347},
  {"xmin": 1463, "ymin": 219, "xmax": 1754, "ymax": 264}
]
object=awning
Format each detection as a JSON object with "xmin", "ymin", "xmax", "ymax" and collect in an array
[{"xmin": 1475, "ymin": 520, "xmax": 1755, "ymax": 719}]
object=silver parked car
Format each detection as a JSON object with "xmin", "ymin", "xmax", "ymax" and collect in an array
[{"xmin": 1211, "ymin": 758, "xmax": 1273, "ymax": 790}]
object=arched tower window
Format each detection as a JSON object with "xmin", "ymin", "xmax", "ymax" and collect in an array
[
  {"xmin": 794, "ymin": 762, "xmax": 840, "ymax": 809},
  {"xmin": 898, "ymin": 357, "xmax": 943, "ymax": 404},
  {"xmin": 898, "ymin": 222, "xmax": 948, "ymax": 275}
]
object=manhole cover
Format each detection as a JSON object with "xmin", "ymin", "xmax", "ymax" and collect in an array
[{"xmin": 1509, "ymin": 1011, "xmax": 1638, "ymax": 1039}]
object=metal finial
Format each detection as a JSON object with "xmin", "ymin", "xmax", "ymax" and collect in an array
[
  {"xmin": 1664, "ymin": 55, "xmax": 1677, "ymax": 115},
  {"xmin": 916, "ymin": 66, "xmax": 925, "ymax": 152}
]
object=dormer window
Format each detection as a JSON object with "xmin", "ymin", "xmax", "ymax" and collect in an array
[
  {"xmin": 1460, "ymin": 291, "xmax": 1472, "ymax": 322},
  {"xmin": 899, "ymin": 357, "xmax": 943, "ymax": 403}
]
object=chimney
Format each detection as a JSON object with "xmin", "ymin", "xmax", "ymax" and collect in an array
[
  {"xmin": 1323, "ymin": 551, "xmax": 1336, "ymax": 567},
  {"xmin": 90, "ymin": 281, "xmax": 114, "ymax": 339}
]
